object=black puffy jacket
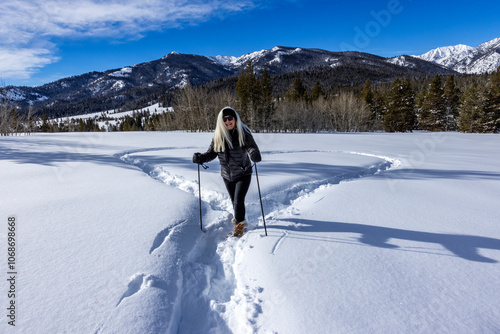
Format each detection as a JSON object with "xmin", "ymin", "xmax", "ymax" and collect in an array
[{"xmin": 200, "ymin": 128, "xmax": 261, "ymax": 182}]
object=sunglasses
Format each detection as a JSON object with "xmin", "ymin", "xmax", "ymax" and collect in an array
[{"xmin": 223, "ymin": 116, "xmax": 234, "ymax": 122}]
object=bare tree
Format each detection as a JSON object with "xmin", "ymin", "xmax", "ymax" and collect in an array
[
  {"xmin": 10, "ymin": 108, "xmax": 20, "ymax": 135},
  {"xmin": 26, "ymin": 106, "xmax": 38, "ymax": 135},
  {"xmin": 172, "ymin": 85, "xmax": 237, "ymax": 131},
  {"xmin": 327, "ymin": 91, "xmax": 371, "ymax": 132},
  {"xmin": 0, "ymin": 85, "xmax": 12, "ymax": 136}
]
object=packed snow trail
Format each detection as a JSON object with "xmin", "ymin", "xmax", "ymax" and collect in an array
[{"xmin": 96, "ymin": 147, "xmax": 397, "ymax": 333}]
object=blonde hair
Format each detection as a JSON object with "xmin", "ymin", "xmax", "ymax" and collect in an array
[{"xmin": 213, "ymin": 107, "xmax": 248, "ymax": 152}]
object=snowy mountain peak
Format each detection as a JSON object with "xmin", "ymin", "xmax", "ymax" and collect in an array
[
  {"xmin": 237, "ymin": 48, "xmax": 272, "ymax": 66},
  {"xmin": 161, "ymin": 51, "xmax": 180, "ymax": 59},
  {"xmin": 210, "ymin": 54, "xmax": 237, "ymax": 66},
  {"xmin": 414, "ymin": 37, "xmax": 500, "ymax": 74},
  {"xmin": 211, "ymin": 48, "xmax": 270, "ymax": 68},
  {"xmin": 211, "ymin": 46, "xmax": 305, "ymax": 69},
  {"xmin": 417, "ymin": 44, "xmax": 474, "ymax": 63},
  {"xmin": 477, "ymin": 37, "xmax": 500, "ymax": 51}
]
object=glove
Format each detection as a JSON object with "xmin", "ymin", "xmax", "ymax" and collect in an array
[
  {"xmin": 192, "ymin": 152, "xmax": 203, "ymax": 164},
  {"xmin": 251, "ymin": 151, "xmax": 262, "ymax": 163}
]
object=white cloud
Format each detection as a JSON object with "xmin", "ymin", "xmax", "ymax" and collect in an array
[
  {"xmin": 0, "ymin": 47, "xmax": 59, "ymax": 81},
  {"xmin": 0, "ymin": 0, "xmax": 256, "ymax": 82}
]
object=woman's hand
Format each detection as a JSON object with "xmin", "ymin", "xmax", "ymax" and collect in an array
[
  {"xmin": 251, "ymin": 151, "xmax": 262, "ymax": 163},
  {"xmin": 192, "ymin": 152, "xmax": 203, "ymax": 164}
]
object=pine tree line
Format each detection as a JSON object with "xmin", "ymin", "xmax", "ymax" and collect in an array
[
  {"xmin": 3, "ymin": 64, "xmax": 500, "ymax": 134},
  {"xmin": 227, "ymin": 62, "xmax": 499, "ymax": 133},
  {"xmin": 361, "ymin": 68, "xmax": 500, "ymax": 133}
]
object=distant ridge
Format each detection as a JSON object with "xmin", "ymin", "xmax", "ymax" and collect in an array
[{"xmin": 5, "ymin": 37, "xmax": 499, "ymax": 116}]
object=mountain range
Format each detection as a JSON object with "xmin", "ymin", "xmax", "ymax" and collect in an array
[
  {"xmin": 413, "ymin": 37, "xmax": 500, "ymax": 74},
  {"xmin": 5, "ymin": 37, "xmax": 500, "ymax": 116}
]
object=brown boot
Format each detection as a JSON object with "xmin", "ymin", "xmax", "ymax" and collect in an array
[{"xmin": 232, "ymin": 219, "xmax": 247, "ymax": 237}]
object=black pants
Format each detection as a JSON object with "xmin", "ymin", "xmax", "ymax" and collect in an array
[{"xmin": 223, "ymin": 174, "xmax": 252, "ymax": 223}]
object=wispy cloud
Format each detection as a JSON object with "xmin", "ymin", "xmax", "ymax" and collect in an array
[
  {"xmin": 0, "ymin": 47, "xmax": 59, "ymax": 81},
  {"xmin": 0, "ymin": 0, "xmax": 256, "ymax": 82}
]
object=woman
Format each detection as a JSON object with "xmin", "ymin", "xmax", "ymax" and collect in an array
[{"xmin": 193, "ymin": 107, "xmax": 261, "ymax": 237}]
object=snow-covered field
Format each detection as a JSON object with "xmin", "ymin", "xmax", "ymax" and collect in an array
[
  {"xmin": 1, "ymin": 131, "xmax": 499, "ymax": 334},
  {"xmin": 48, "ymin": 102, "xmax": 171, "ymax": 129}
]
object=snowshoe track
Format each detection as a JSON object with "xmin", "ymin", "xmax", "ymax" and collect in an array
[{"xmin": 107, "ymin": 147, "xmax": 399, "ymax": 333}]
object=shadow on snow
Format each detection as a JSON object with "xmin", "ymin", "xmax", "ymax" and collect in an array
[
  {"xmin": 379, "ymin": 168, "xmax": 500, "ymax": 181},
  {"xmin": 263, "ymin": 218, "xmax": 500, "ymax": 263}
]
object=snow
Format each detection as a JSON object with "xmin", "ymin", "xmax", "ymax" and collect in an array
[
  {"xmin": 387, "ymin": 55, "xmax": 417, "ymax": 68},
  {"xmin": 111, "ymin": 80, "xmax": 126, "ymax": 91},
  {"xmin": 466, "ymin": 52, "xmax": 500, "ymax": 75},
  {"xmin": 109, "ymin": 67, "xmax": 133, "ymax": 78},
  {"xmin": 477, "ymin": 37, "xmax": 500, "ymax": 52},
  {"xmin": 48, "ymin": 103, "xmax": 171, "ymax": 129},
  {"xmin": 211, "ymin": 55, "xmax": 239, "ymax": 67},
  {"xmin": 324, "ymin": 57, "xmax": 341, "ymax": 68},
  {"xmin": 414, "ymin": 37, "xmax": 500, "ymax": 74},
  {"xmin": 1, "ymin": 131, "xmax": 500, "ymax": 333},
  {"xmin": 4, "ymin": 88, "xmax": 48, "ymax": 104},
  {"xmin": 229, "ymin": 49, "xmax": 268, "ymax": 68},
  {"xmin": 211, "ymin": 49, "xmax": 268, "ymax": 68},
  {"xmin": 211, "ymin": 46, "xmax": 303, "ymax": 69},
  {"xmin": 4, "ymin": 88, "xmax": 26, "ymax": 101},
  {"xmin": 415, "ymin": 44, "xmax": 474, "ymax": 66}
]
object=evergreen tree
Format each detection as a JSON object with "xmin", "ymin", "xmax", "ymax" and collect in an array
[
  {"xmin": 360, "ymin": 79, "xmax": 374, "ymax": 106},
  {"xmin": 41, "ymin": 114, "xmax": 50, "ymax": 132},
  {"xmin": 371, "ymin": 93, "xmax": 386, "ymax": 130},
  {"xmin": 457, "ymin": 81, "xmax": 484, "ymax": 133},
  {"xmin": 259, "ymin": 67, "xmax": 274, "ymax": 131},
  {"xmin": 285, "ymin": 77, "xmax": 307, "ymax": 102},
  {"xmin": 384, "ymin": 78, "xmax": 415, "ymax": 132},
  {"xmin": 310, "ymin": 81, "xmax": 324, "ymax": 101},
  {"xmin": 402, "ymin": 78, "xmax": 417, "ymax": 131},
  {"xmin": 236, "ymin": 62, "xmax": 255, "ymax": 112},
  {"xmin": 236, "ymin": 61, "xmax": 258, "ymax": 128},
  {"xmin": 443, "ymin": 75, "xmax": 461, "ymax": 130},
  {"xmin": 419, "ymin": 75, "xmax": 446, "ymax": 131},
  {"xmin": 482, "ymin": 66, "xmax": 500, "ymax": 132},
  {"xmin": 360, "ymin": 78, "xmax": 385, "ymax": 130},
  {"xmin": 252, "ymin": 77, "xmax": 263, "ymax": 129},
  {"xmin": 384, "ymin": 78, "xmax": 402, "ymax": 132}
]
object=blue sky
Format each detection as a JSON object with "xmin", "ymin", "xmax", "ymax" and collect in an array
[{"xmin": 1, "ymin": 0, "xmax": 499, "ymax": 87}]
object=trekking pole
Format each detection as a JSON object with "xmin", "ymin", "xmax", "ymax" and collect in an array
[
  {"xmin": 197, "ymin": 162, "xmax": 209, "ymax": 232},
  {"xmin": 198, "ymin": 163, "xmax": 203, "ymax": 231},
  {"xmin": 254, "ymin": 163, "xmax": 267, "ymax": 236}
]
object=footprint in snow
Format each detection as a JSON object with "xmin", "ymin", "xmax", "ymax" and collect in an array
[{"xmin": 116, "ymin": 273, "xmax": 168, "ymax": 306}]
